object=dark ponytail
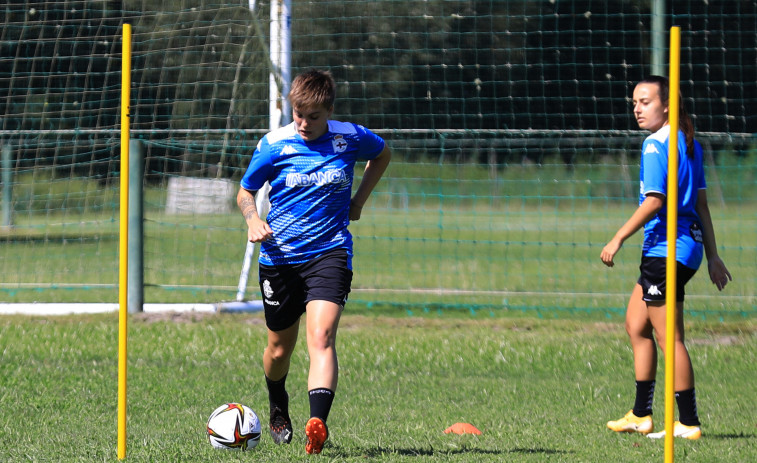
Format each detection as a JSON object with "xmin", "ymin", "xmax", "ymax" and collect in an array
[{"xmin": 639, "ymin": 75, "xmax": 695, "ymax": 157}]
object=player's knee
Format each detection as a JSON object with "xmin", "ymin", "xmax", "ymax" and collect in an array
[
  {"xmin": 624, "ymin": 320, "xmax": 642, "ymax": 338},
  {"xmin": 308, "ymin": 327, "xmax": 336, "ymax": 351},
  {"xmin": 266, "ymin": 343, "xmax": 294, "ymax": 362},
  {"xmin": 625, "ymin": 321, "xmax": 654, "ymax": 343}
]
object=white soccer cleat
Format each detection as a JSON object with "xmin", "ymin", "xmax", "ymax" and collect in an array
[{"xmin": 647, "ymin": 421, "xmax": 701, "ymax": 440}]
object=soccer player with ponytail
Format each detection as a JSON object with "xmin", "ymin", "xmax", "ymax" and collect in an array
[{"xmin": 601, "ymin": 76, "xmax": 731, "ymax": 440}]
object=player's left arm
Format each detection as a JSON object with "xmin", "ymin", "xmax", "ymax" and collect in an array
[
  {"xmin": 695, "ymin": 188, "xmax": 732, "ymax": 290},
  {"xmin": 350, "ymin": 145, "xmax": 392, "ymax": 221}
]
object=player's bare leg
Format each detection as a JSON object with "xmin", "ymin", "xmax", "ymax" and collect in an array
[
  {"xmin": 648, "ymin": 300, "xmax": 694, "ymax": 389},
  {"xmin": 646, "ymin": 297, "xmax": 701, "ymax": 438},
  {"xmin": 306, "ymin": 300, "xmax": 342, "ymax": 391},
  {"xmin": 264, "ymin": 321, "xmax": 300, "ymax": 444},
  {"xmin": 265, "ymin": 320, "xmax": 300, "ymax": 380},
  {"xmin": 626, "ymin": 284, "xmax": 657, "ymax": 381},
  {"xmin": 645, "ymin": 294, "xmax": 701, "ymax": 438},
  {"xmin": 607, "ymin": 284, "xmax": 656, "ymax": 434},
  {"xmin": 304, "ymin": 300, "xmax": 342, "ymax": 454}
]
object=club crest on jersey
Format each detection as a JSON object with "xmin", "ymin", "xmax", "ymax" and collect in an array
[
  {"xmin": 332, "ymin": 135, "xmax": 348, "ymax": 153},
  {"xmin": 286, "ymin": 169, "xmax": 348, "ymax": 187}
]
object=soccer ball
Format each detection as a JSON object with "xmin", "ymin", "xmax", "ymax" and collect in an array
[{"xmin": 206, "ymin": 403, "xmax": 262, "ymax": 450}]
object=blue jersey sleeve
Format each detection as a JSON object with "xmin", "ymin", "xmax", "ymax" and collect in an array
[
  {"xmin": 641, "ymin": 138, "xmax": 667, "ymax": 197},
  {"xmin": 240, "ymin": 138, "xmax": 275, "ymax": 191},
  {"xmin": 356, "ymin": 124, "xmax": 386, "ymax": 160},
  {"xmin": 694, "ymin": 141, "xmax": 707, "ymax": 191}
]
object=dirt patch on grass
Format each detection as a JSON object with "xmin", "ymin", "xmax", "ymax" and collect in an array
[
  {"xmin": 132, "ymin": 310, "xmax": 267, "ymax": 325},
  {"xmin": 132, "ymin": 311, "xmax": 217, "ymax": 324},
  {"xmin": 689, "ymin": 335, "xmax": 743, "ymax": 346}
]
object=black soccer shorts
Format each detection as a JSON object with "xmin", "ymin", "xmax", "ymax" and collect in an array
[
  {"xmin": 637, "ymin": 256, "xmax": 697, "ymax": 303},
  {"xmin": 258, "ymin": 249, "xmax": 353, "ymax": 331}
]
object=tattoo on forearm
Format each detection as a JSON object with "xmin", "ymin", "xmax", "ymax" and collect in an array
[{"xmin": 238, "ymin": 196, "xmax": 258, "ymax": 220}]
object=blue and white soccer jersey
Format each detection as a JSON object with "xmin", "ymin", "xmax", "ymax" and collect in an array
[
  {"xmin": 240, "ymin": 120, "xmax": 385, "ymax": 268},
  {"xmin": 639, "ymin": 126, "xmax": 706, "ymax": 270}
]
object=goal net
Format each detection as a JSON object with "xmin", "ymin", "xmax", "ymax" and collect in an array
[{"xmin": 1, "ymin": 1, "xmax": 754, "ymax": 317}]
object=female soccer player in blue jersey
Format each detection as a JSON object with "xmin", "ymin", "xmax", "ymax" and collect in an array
[
  {"xmin": 237, "ymin": 69, "xmax": 391, "ymax": 454},
  {"xmin": 600, "ymin": 76, "xmax": 731, "ymax": 440}
]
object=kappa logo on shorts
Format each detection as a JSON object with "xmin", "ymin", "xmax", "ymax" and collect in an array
[
  {"xmin": 647, "ymin": 285, "xmax": 662, "ymax": 296},
  {"xmin": 263, "ymin": 279, "xmax": 274, "ymax": 298}
]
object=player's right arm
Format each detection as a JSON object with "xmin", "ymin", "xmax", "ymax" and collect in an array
[
  {"xmin": 239, "ymin": 138, "xmax": 275, "ymax": 242},
  {"xmin": 238, "ymin": 187, "xmax": 273, "ymax": 242},
  {"xmin": 600, "ymin": 193, "xmax": 664, "ymax": 267},
  {"xmin": 601, "ymin": 137, "xmax": 666, "ymax": 267}
]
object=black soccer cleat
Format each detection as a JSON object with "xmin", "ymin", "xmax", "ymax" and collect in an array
[{"xmin": 269, "ymin": 404, "xmax": 293, "ymax": 444}]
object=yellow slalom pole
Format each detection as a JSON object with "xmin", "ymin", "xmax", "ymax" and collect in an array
[
  {"xmin": 118, "ymin": 23, "xmax": 132, "ymax": 461},
  {"xmin": 665, "ymin": 25, "xmax": 681, "ymax": 463}
]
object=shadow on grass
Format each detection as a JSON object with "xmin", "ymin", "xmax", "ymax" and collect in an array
[
  {"xmin": 509, "ymin": 447, "xmax": 572, "ymax": 455},
  {"xmin": 330, "ymin": 445, "xmax": 571, "ymax": 458},
  {"xmin": 705, "ymin": 432, "xmax": 755, "ymax": 439}
]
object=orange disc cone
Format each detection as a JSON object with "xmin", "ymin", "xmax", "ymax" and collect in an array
[{"xmin": 444, "ymin": 422, "xmax": 482, "ymax": 435}]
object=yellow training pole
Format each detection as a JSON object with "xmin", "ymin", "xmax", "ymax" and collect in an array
[
  {"xmin": 118, "ymin": 23, "xmax": 132, "ymax": 461},
  {"xmin": 665, "ymin": 25, "xmax": 681, "ymax": 463}
]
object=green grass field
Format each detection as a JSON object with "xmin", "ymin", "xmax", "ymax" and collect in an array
[{"xmin": 0, "ymin": 311, "xmax": 754, "ymax": 462}]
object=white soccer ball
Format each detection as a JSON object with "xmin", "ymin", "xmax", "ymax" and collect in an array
[{"xmin": 206, "ymin": 403, "xmax": 262, "ymax": 450}]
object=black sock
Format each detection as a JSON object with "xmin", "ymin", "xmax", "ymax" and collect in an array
[
  {"xmin": 308, "ymin": 388, "xmax": 335, "ymax": 422},
  {"xmin": 266, "ymin": 374, "xmax": 289, "ymax": 410},
  {"xmin": 632, "ymin": 380, "xmax": 655, "ymax": 417},
  {"xmin": 676, "ymin": 388, "xmax": 701, "ymax": 426}
]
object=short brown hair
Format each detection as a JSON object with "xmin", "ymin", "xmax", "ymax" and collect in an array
[{"xmin": 288, "ymin": 69, "xmax": 336, "ymax": 110}]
